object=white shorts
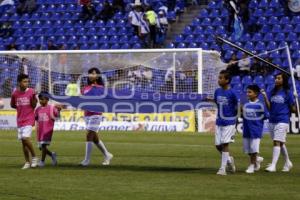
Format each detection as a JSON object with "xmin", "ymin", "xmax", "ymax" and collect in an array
[
  {"xmin": 17, "ymin": 125, "xmax": 33, "ymax": 140},
  {"xmin": 84, "ymin": 115, "xmax": 101, "ymax": 132},
  {"xmin": 243, "ymin": 138, "xmax": 261, "ymax": 154},
  {"xmin": 269, "ymin": 123, "xmax": 289, "ymax": 143},
  {"xmin": 215, "ymin": 125, "xmax": 236, "ymax": 146}
]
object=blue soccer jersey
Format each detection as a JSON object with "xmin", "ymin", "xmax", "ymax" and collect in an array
[
  {"xmin": 214, "ymin": 88, "xmax": 239, "ymax": 126},
  {"xmin": 268, "ymin": 89, "xmax": 295, "ymax": 123},
  {"xmin": 243, "ymin": 100, "xmax": 267, "ymax": 138}
]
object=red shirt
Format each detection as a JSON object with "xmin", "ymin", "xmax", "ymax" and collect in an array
[
  {"xmin": 79, "ymin": 0, "xmax": 91, "ymax": 5},
  {"xmin": 11, "ymin": 88, "xmax": 37, "ymax": 127}
]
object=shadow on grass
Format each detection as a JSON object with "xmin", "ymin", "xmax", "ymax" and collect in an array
[{"xmin": 53, "ymin": 163, "xmax": 215, "ymax": 174}]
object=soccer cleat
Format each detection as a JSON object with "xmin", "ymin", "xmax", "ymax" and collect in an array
[
  {"xmin": 255, "ymin": 156, "xmax": 264, "ymax": 171},
  {"xmin": 282, "ymin": 161, "xmax": 293, "ymax": 172},
  {"xmin": 22, "ymin": 162, "xmax": 31, "ymax": 170},
  {"xmin": 38, "ymin": 161, "xmax": 45, "ymax": 167},
  {"xmin": 102, "ymin": 153, "xmax": 113, "ymax": 166},
  {"xmin": 227, "ymin": 156, "xmax": 236, "ymax": 173},
  {"xmin": 80, "ymin": 159, "xmax": 90, "ymax": 166},
  {"xmin": 31, "ymin": 157, "xmax": 39, "ymax": 168},
  {"xmin": 51, "ymin": 152, "xmax": 57, "ymax": 166},
  {"xmin": 216, "ymin": 168, "xmax": 227, "ymax": 176},
  {"xmin": 245, "ymin": 164, "xmax": 255, "ymax": 174},
  {"xmin": 265, "ymin": 164, "xmax": 276, "ymax": 172}
]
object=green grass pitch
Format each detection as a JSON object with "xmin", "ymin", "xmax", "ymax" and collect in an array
[{"xmin": 0, "ymin": 130, "xmax": 300, "ymax": 200}]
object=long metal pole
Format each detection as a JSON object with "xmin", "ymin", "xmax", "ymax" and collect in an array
[{"xmin": 215, "ymin": 36, "xmax": 292, "ymax": 76}]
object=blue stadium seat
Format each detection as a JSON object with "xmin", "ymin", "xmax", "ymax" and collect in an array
[
  {"xmin": 111, "ymin": 44, "xmax": 120, "ymax": 49},
  {"xmin": 107, "ymin": 27, "xmax": 118, "ymax": 36},
  {"xmin": 204, "ymin": 26, "xmax": 214, "ymax": 34},
  {"xmin": 193, "ymin": 26, "xmax": 203, "ymax": 35},
  {"xmin": 252, "ymin": 33, "xmax": 263, "ymax": 41},
  {"xmin": 132, "ymin": 43, "xmax": 142, "ymax": 49},
  {"xmin": 177, "ymin": 42, "xmax": 187, "ymax": 48},
  {"xmin": 255, "ymin": 41, "xmax": 266, "ymax": 51},
  {"xmin": 290, "ymin": 41, "xmax": 300, "ymax": 50},
  {"xmin": 270, "ymin": 0, "xmax": 280, "ymax": 8},
  {"xmin": 87, "ymin": 28, "xmax": 97, "ymax": 36},
  {"xmin": 264, "ymin": 33, "xmax": 274, "ymax": 41},
  {"xmin": 109, "ymin": 35, "xmax": 119, "ymax": 44},
  {"xmin": 121, "ymin": 43, "xmax": 131, "ymax": 49},
  {"xmin": 175, "ymin": 34, "xmax": 184, "ymax": 43},
  {"xmin": 279, "ymin": 16, "xmax": 290, "ymax": 24},
  {"xmin": 259, "ymin": 0, "xmax": 268, "ymax": 7},
  {"xmin": 271, "ymin": 24, "xmax": 282, "ymax": 33},
  {"xmin": 201, "ymin": 18, "xmax": 211, "ymax": 26},
  {"xmin": 231, "ymin": 76, "xmax": 241, "ymax": 84},
  {"xmin": 275, "ymin": 33, "xmax": 285, "ymax": 41},
  {"xmin": 188, "ymin": 42, "xmax": 198, "ymax": 48},
  {"xmin": 183, "ymin": 26, "xmax": 193, "ymax": 35},
  {"xmin": 268, "ymin": 16, "xmax": 279, "ymax": 25},
  {"xmin": 287, "ymin": 32, "xmax": 297, "ymax": 41},
  {"xmin": 99, "ymin": 35, "xmax": 109, "ymax": 43},
  {"xmin": 191, "ymin": 18, "xmax": 201, "ymax": 27},
  {"xmin": 253, "ymin": 75, "xmax": 264, "ymax": 84},
  {"xmin": 283, "ymin": 24, "xmax": 294, "ymax": 33},
  {"xmin": 267, "ymin": 41, "xmax": 278, "ymax": 50},
  {"xmin": 166, "ymin": 42, "xmax": 175, "ymax": 48},
  {"xmin": 292, "ymin": 16, "xmax": 300, "ymax": 24},
  {"xmin": 242, "ymin": 75, "xmax": 253, "ymax": 85}
]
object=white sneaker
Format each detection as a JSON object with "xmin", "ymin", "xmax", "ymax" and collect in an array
[
  {"xmin": 80, "ymin": 159, "xmax": 90, "ymax": 166},
  {"xmin": 31, "ymin": 157, "xmax": 39, "ymax": 168},
  {"xmin": 38, "ymin": 161, "xmax": 45, "ymax": 167},
  {"xmin": 216, "ymin": 168, "xmax": 227, "ymax": 176},
  {"xmin": 282, "ymin": 161, "xmax": 293, "ymax": 172},
  {"xmin": 245, "ymin": 164, "xmax": 255, "ymax": 174},
  {"xmin": 227, "ymin": 156, "xmax": 236, "ymax": 173},
  {"xmin": 255, "ymin": 156, "xmax": 264, "ymax": 171},
  {"xmin": 102, "ymin": 153, "xmax": 113, "ymax": 166},
  {"xmin": 21, "ymin": 162, "xmax": 31, "ymax": 170},
  {"xmin": 265, "ymin": 164, "xmax": 276, "ymax": 172},
  {"xmin": 51, "ymin": 152, "xmax": 57, "ymax": 166}
]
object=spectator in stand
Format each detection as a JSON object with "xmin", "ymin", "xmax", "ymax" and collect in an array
[
  {"xmin": 0, "ymin": 21, "xmax": 13, "ymax": 38},
  {"xmin": 17, "ymin": 0, "xmax": 37, "ymax": 14},
  {"xmin": 167, "ymin": 0, "xmax": 176, "ymax": 11},
  {"xmin": 20, "ymin": 58, "xmax": 29, "ymax": 75},
  {"xmin": 263, "ymin": 57, "xmax": 274, "ymax": 75},
  {"xmin": 78, "ymin": 0, "xmax": 96, "ymax": 20},
  {"xmin": 238, "ymin": 53, "xmax": 251, "ymax": 75},
  {"xmin": 250, "ymin": 58, "xmax": 262, "ymax": 76},
  {"xmin": 6, "ymin": 43, "xmax": 17, "ymax": 50},
  {"xmin": 226, "ymin": 53, "xmax": 239, "ymax": 76},
  {"xmin": 3, "ymin": 77, "xmax": 12, "ymax": 97},
  {"xmin": 145, "ymin": 6, "xmax": 158, "ymax": 48},
  {"xmin": 97, "ymin": 0, "xmax": 114, "ymax": 22},
  {"xmin": 239, "ymin": 0, "xmax": 250, "ymax": 30},
  {"xmin": 139, "ymin": 13, "xmax": 150, "ymax": 48},
  {"xmin": 128, "ymin": 4, "xmax": 143, "ymax": 36},
  {"xmin": 156, "ymin": 10, "xmax": 169, "ymax": 48},
  {"xmin": 112, "ymin": 0, "xmax": 125, "ymax": 13},
  {"xmin": 47, "ymin": 40, "xmax": 58, "ymax": 50},
  {"xmin": 224, "ymin": 0, "xmax": 240, "ymax": 32}
]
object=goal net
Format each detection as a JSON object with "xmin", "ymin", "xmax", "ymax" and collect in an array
[{"xmin": 0, "ymin": 49, "xmax": 226, "ymax": 132}]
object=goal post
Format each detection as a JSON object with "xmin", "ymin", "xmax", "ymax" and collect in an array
[{"xmin": 0, "ymin": 49, "xmax": 226, "ymax": 132}]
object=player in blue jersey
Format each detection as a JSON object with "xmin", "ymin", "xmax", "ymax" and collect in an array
[
  {"xmin": 214, "ymin": 70, "xmax": 239, "ymax": 175},
  {"xmin": 242, "ymin": 85, "xmax": 266, "ymax": 174},
  {"xmin": 261, "ymin": 72, "xmax": 296, "ymax": 172}
]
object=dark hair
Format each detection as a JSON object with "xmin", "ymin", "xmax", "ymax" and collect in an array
[
  {"xmin": 271, "ymin": 72, "xmax": 289, "ymax": 96},
  {"xmin": 87, "ymin": 67, "xmax": 104, "ymax": 86},
  {"xmin": 219, "ymin": 69, "xmax": 231, "ymax": 83},
  {"xmin": 17, "ymin": 74, "xmax": 29, "ymax": 82},
  {"xmin": 247, "ymin": 84, "xmax": 260, "ymax": 95},
  {"xmin": 38, "ymin": 91, "xmax": 50, "ymax": 100}
]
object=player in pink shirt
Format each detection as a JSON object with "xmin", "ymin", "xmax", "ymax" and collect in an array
[
  {"xmin": 80, "ymin": 67, "xmax": 113, "ymax": 166},
  {"xmin": 10, "ymin": 74, "xmax": 38, "ymax": 169},
  {"xmin": 35, "ymin": 92, "xmax": 61, "ymax": 167}
]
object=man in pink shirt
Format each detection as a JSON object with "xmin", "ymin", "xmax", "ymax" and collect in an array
[
  {"xmin": 11, "ymin": 74, "xmax": 38, "ymax": 169},
  {"xmin": 35, "ymin": 92, "xmax": 61, "ymax": 167}
]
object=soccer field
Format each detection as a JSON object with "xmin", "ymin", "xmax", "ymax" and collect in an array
[{"xmin": 0, "ymin": 131, "xmax": 299, "ymax": 200}]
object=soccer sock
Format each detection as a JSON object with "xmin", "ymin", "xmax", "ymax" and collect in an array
[
  {"xmin": 221, "ymin": 152, "xmax": 229, "ymax": 169},
  {"xmin": 84, "ymin": 142, "xmax": 93, "ymax": 161},
  {"xmin": 227, "ymin": 156, "xmax": 232, "ymax": 164},
  {"xmin": 271, "ymin": 146, "xmax": 281, "ymax": 166},
  {"xmin": 281, "ymin": 144, "xmax": 290, "ymax": 163},
  {"xmin": 95, "ymin": 140, "xmax": 109, "ymax": 157}
]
